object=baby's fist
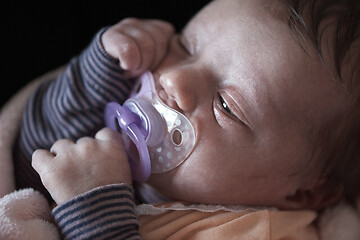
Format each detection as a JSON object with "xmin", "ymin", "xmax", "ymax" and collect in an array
[
  {"xmin": 102, "ymin": 18, "xmax": 174, "ymax": 77},
  {"xmin": 32, "ymin": 128, "xmax": 131, "ymax": 204}
]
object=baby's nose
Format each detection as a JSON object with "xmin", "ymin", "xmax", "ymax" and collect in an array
[{"xmin": 159, "ymin": 69, "xmax": 203, "ymax": 113}]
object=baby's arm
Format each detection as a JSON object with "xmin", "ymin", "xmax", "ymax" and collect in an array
[
  {"xmin": 14, "ymin": 18, "xmax": 174, "ymax": 199},
  {"xmin": 20, "ymin": 17, "xmax": 174, "ymax": 157},
  {"xmin": 32, "ymin": 128, "xmax": 141, "ymax": 240},
  {"xmin": 32, "ymin": 128, "xmax": 131, "ymax": 204}
]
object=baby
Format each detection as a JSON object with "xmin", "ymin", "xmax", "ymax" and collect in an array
[{"xmin": 13, "ymin": 0, "xmax": 359, "ymax": 239}]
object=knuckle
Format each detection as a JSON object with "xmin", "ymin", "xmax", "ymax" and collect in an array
[
  {"xmin": 50, "ymin": 138, "xmax": 71, "ymax": 153},
  {"xmin": 120, "ymin": 17, "xmax": 140, "ymax": 26},
  {"xmin": 157, "ymin": 37, "xmax": 168, "ymax": 48},
  {"xmin": 53, "ymin": 138, "xmax": 70, "ymax": 146},
  {"xmin": 152, "ymin": 20, "xmax": 175, "ymax": 34},
  {"xmin": 109, "ymin": 18, "xmax": 141, "ymax": 36},
  {"xmin": 78, "ymin": 141, "xmax": 97, "ymax": 155},
  {"xmin": 142, "ymin": 40, "xmax": 155, "ymax": 54},
  {"xmin": 32, "ymin": 149, "xmax": 40, "ymax": 159},
  {"xmin": 96, "ymin": 127, "xmax": 113, "ymax": 137},
  {"xmin": 78, "ymin": 139, "xmax": 95, "ymax": 149},
  {"xmin": 162, "ymin": 22, "xmax": 175, "ymax": 33},
  {"xmin": 31, "ymin": 150, "xmax": 41, "ymax": 167},
  {"xmin": 76, "ymin": 136, "xmax": 93, "ymax": 144}
]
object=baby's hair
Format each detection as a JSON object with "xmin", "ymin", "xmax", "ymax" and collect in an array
[
  {"xmin": 287, "ymin": 0, "xmax": 359, "ymax": 81},
  {"xmin": 286, "ymin": 0, "xmax": 360, "ymax": 203}
]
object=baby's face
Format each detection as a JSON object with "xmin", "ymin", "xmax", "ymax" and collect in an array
[{"xmin": 148, "ymin": 0, "xmax": 348, "ymax": 208}]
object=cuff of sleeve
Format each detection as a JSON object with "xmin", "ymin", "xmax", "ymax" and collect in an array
[
  {"xmin": 80, "ymin": 27, "xmax": 133, "ymax": 102},
  {"xmin": 94, "ymin": 27, "xmax": 123, "ymax": 68},
  {"xmin": 83, "ymin": 26, "xmax": 125, "ymax": 76},
  {"xmin": 53, "ymin": 183, "xmax": 139, "ymax": 240}
]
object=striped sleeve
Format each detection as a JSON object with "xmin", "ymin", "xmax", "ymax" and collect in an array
[
  {"xmin": 14, "ymin": 28, "xmax": 133, "ymax": 198},
  {"xmin": 53, "ymin": 184, "xmax": 141, "ymax": 240}
]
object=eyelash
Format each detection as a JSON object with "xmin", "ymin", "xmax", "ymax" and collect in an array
[
  {"xmin": 218, "ymin": 93, "xmax": 233, "ymax": 115},
  {"xmin": 217, "ymin": 93, "xmax": 247, "ymax": 127},
  {"xmin": 178, "ymin": 36, "xmax": 192, "ymax": 55}
]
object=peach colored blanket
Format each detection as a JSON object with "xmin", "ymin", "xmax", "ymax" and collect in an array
[
  {"xmin": 0, "ymin": 188, "xmax": 318, "ymax": 240},
  {"xmin": 1, "ymin": 189, "xmax": 359, "ymax": 240},
  {"xmin": 137, "ymin": 202, "xmax": 318, "ymax": 240}
]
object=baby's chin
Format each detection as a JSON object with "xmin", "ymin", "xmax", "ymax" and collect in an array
[
  {"xmin": 145, "ymin": 175, "xmax": 278, "ymax": 207},
  {"xmin": 146, "ymin": 170, "xmax": 176, "ymax": 191},
  {"xmin": 145, "ymin": 168, "xmax": 195, "ymax": 201}
]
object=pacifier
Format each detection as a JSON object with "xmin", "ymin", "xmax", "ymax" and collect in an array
[{"xmin": 104, "ymin": 71, "xmax": 196, "ymax": 182}]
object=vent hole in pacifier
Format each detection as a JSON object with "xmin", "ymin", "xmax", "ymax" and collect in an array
[
  {"xmin": 128, "ymin": 139, "xmax": 140, "ymax": 164},
  {"xmin": 135, "ymin": 82, "xmax": 142, "ymax": 93},
  {"xmin": 171, "ymin": 129, "xmax": 183, "ymax": 146},
  {"xmin": 115, "ymin": 118, "xmax": 122, "ymax": 132},
  {"xmin": 123, "ymin": 134, "xmax": 140, "ymax": 166}
]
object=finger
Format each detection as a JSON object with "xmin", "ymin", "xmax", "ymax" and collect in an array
[
  {"xmin": 103, "ymin": 28, "xmax": 141, "ymax": 70},
  {"xmin": 147, "ymin": 19, "xmax": 175, "ymax": 41},
  {"xmin": 50, "ymin": 139, "xmax": 74, "ymax": 155},
  {"xmin": 75, "ymin": 136, "xmax": 94, "ymax": 144},
  {"xmin": 141, "ymin": 20, "xmax": 174, "ymax": 70},
  {"xmin": 121, "ymin": 26, "xmax": 155, "ymax": 73},
  {"xmin": 32, "ymin": 149, "xmax": 55, "ymax": 175},
  {"xmin": 117, "ymin": 34, "xmax": 142, "ymax": 71}
]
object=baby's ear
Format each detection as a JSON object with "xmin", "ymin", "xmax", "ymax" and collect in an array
[{"xmin": 283, "ymin": 179, "xmax": 343, "ymax": 210}]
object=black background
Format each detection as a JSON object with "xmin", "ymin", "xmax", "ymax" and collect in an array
[{"xmin": 1, "ymin": 0, "xmax": 210, "ymax": 108}]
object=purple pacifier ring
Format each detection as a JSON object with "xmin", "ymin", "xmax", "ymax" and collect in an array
[{"xmin": 105, "ymin": 102, "xmax": 151, "ymax": 182}]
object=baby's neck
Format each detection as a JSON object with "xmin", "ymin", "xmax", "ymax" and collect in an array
[{"xmin": 135, "ymin": 182, "xmax": 171, "ymax": 204}]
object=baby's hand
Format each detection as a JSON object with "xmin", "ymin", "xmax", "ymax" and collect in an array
[
  {"xmin": 102, "ymin": 18, "xmax": 175, "ymax": 77},
  {"xmin": 32, "ymin": 128, "xmax": 131, "ymax": 205}
]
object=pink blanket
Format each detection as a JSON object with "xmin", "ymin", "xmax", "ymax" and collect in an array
[{"xmin": 0, "ymin": 188, "xmax": 60, "ymax": 240}]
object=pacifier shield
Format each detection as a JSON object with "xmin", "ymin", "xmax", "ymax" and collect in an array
[
  {"xmin": 127, "ymin": 72, "xmax": 196, "ymax": 173},
  {"xmin": 105, "ymin": 71, "xmax": 196, "ymax": 181}
]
